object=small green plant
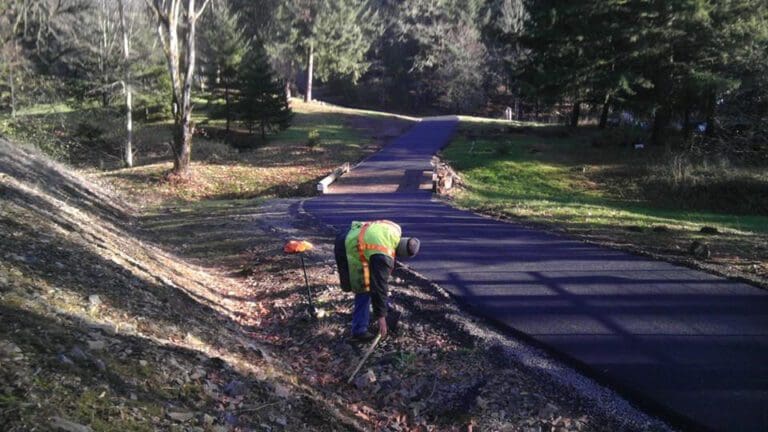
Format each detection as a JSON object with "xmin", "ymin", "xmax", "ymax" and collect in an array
[
  {"xmin": 307, "ymin": 129, "xmax": 321, "ymax": 148},
  {"xmin": 394, "ymin": 351, "xmax": 417, "ymax": 370}
]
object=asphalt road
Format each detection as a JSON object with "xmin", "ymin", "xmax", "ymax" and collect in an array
[{"xmin": 304, "ymin": 117, "xmax": 768, "ymax": 431}]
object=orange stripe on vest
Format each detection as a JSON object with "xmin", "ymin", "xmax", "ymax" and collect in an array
[{"xmin": 357, "ymin": 221, "xmax": 398, "ymax": 291}]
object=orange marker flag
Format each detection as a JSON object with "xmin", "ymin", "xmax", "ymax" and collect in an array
[{"xmin": 283, "ymin": 240, "xmax": 314, "ymax": 254}]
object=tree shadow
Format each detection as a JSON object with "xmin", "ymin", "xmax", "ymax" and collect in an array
[
  {"xmin": 0, "ymin": 303, "xmax": 347, "ymax": 431},
  {"xmin": 304, "ymin": 192, "xmax": 768, "ymax": 431}
]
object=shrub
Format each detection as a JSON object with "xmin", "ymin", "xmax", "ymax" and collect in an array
[
  {"xmin": 1, "ymin": 115, "xmax": 80, "ymax": 162},
  {"xmin": 591, "ymin": 127, "xmax": 646, "ymax": 148},
  {"xmin": 194, "ymin": 139, "xmax": 238, "ymax": 162},
  {"xmin": 642, "ymin": 153, "xmax": 768, "ymax": 214},
  {"xmin": 495, "ymin": 141, "xmax": 513, "ymax": 157},
  {"xmin": 134, "ymin": 87, "xmax": 173, "ymax": 123},
  {"xmin": 307, "ymin": 129, "xmax": 321, "ymax": 148}
]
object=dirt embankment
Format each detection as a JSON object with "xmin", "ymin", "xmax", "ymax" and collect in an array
[{"xmin": 0, "ymin": 139, "xmax": 353, "ymax": 431}]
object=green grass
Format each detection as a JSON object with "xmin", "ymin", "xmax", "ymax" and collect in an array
[
  {"xmin": 272, "ymin": 112, "xmax": 361, "ymax": 147},
  {"xmin": 14, "ymin": 102, "xmax": 75, "ymax": 116},
  {"xmin": 443, "ymin": 122, "xmax": 768, "ymax": 235}
]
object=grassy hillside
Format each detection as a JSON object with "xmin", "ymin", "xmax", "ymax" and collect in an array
[{"xmin": 442, "ymin": 120, "xmax": 768, "ymax": 283}]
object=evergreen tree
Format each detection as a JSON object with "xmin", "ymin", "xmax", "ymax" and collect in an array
[
  {"xmin": 522, "ymin": 0, "xmax": 768, "ymax": 142},
  {"xmin": 482, "ymin": 0, "xmax": 527, "ymax": 117},
  {"xmin": 200, "ymin": 1, "xmax": 247, "ymax": 135},
  {"xmin": 399, "ymin": 0, "xmax": 489, "ymax": 112},
  {"xmin": 522, "ymin": 1, "xmax": 621, "ymax": 127},
  {"xmin": 360, "ymin": 0, "xmax": 418, "ymax": 110},
  {"xmin": 238, "ymin": 44, "xmax": 293, "ymax": 140},
  {"xmin": 271, "ymin": 0, "xmax": 379, "ymax": 102}
]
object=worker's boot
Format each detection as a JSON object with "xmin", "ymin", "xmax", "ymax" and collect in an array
[{"xmin": 350, "ymin": 331, "xmax": 376, "ymax": 343}]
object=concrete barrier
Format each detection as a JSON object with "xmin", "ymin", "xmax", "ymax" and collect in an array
[{"xmin": 317, "ymin": 162, "xmax": 350, "ymax": 194}]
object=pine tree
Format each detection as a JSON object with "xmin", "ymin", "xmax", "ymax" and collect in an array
[
  {"xmin": 238, "ymin": 44, "xmax": 293, "ymax": 141},
  {"xmin": 271, "ymin": 0, "xmax": 378, "ymax": 102},
  {"xmin": 522, "ymin": 0, "xmax": 768, "ymax": 141},
  {"xmin": 482, "ymin": 0, "xmax": 527, "ymax": 117},
  {"xmin": 200, "ymin": 1, "xmax": 247, "ymax": 136},
  {"xmin": 399, "ymin": 0, "xmax": 489, "ymax": 112}
]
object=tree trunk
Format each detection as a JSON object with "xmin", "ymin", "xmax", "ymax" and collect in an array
[
  {"xmin": 599, "ymin": 95, "xmax": 611, "ymax": 129},
  {"xmin": 125, "ymin": 84, "xmax": 133, "ymax": 167},
  {"xmin": 570, "ymin": 101, "xmax": 581, "ymax": 128},
  {"xmin": 513, "ymin": 97, "xmax": 519, "ymax": 120},
  {"xmin": 305, "ymin": 42, "xmax": 313, "ymax": 103},
  {"xmin": 118, "ymin": 0, "xmax": 133, "ymax": 167},
  {"xmin": 224, "ymin": 84, "xmax": 230, "ymax": 135},
  {"xmin": 173, "ymin": 120, "xmax": 192, "ymax": 173},
  {"xmin": 148, "ymin": 0, "xmax": 211, "ymax": 177},
  {"xmin": 652, "ymin": 106, "xmax": 671, "ymax": 148},
  {"xmin": 9, "ymin": 63, "xmax": 16, "ymax": 119},
  {"xmin": 100, "ymin": 0, "xmax": 109, "ymax": 109},
  {"xmin": 682, "ymin": 106, "xmax": 692, "ymax": 142},
  {"xmin": 704, "ymin": 90, "xmax": 716, "ymax": 137},
  {"xmin": 172, "ymin": 0, "xmax": 198, "ymax": 177},
  {"xmin": 285, "ymin": 81, "xmax": 292, "ymax": 100}
]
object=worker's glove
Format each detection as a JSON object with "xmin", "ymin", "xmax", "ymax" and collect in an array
[{"xmin": 377, "ymin": 316, "xmax": 388, "ymax": 339}]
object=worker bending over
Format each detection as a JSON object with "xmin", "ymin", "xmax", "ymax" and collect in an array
[{"xmin": 334, "ymin": 220, "xmax": 420, "ymax": 342}]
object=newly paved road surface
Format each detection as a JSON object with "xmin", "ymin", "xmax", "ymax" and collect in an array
[{"xmin": 304, "ymin": 117, "xmax": 768, "ymax": 431}]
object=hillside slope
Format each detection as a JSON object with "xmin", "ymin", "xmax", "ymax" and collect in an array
[{"xmin": 0, "ymin": 138, "xmax": 351, "ymax": 431}]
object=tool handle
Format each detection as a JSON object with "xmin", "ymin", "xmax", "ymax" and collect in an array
[
  {"xmin": 299, "ymin": 255, "xmax": 315, "ymax": 311},
  {"xmin": 347, "ymin": 333, "xmax": 382, "ymax": 384}
]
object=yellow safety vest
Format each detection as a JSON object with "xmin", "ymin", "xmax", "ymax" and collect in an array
[{"xmin": 344, "ymin": 220, "xmax": 402, "ymax": 293}]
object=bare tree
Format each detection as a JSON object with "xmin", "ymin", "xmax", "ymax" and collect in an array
[
  {"xmin": 144, "ymin": 0, "xmax": 211, "ymax": 176},
  {"xmin": 93, "ymin": 0, "xmax": 121, "ymax": 106},
  {"xmin": 0, "ymin": 41, "xmax": 22, "ymax": 118},
  {"xmin": 117, "ymin": 0, "xmax": 134, "ymax": 167},
  {"xmin": 0, "ymin": 2, "xmax": 28, "ymax": 118}
]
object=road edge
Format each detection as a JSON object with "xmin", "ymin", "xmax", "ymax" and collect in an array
[{"xmin": 294, "ymin": 197, "xmax": 676, "ymax": 432}]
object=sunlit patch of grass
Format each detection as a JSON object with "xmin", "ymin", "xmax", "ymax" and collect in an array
[
  {"xmin": 444, "ymin": 120, "xmax": 768, "ymax": 235},
  {"xmin": 444, "ymin": 119, "xmax": 768, "ymax": 280},
  {"xmin": 14, "ymin": 102, "xmax": 75, "ymax": 116},
  {"xmin": 96, "ymin": 100, "xmax": 415, "ymax": 206},
  {"xmin": 289, "ymin": 98, "xmax": 418, "ymax": 122},
  {"xmin": 456, "ymin": 115, "xmax": 547, "ymax": 127}
]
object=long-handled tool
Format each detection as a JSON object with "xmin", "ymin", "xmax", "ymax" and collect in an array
[
  {"xmin": 283, "ymin": 240, "xmax": 318, "ymax": 318},
  {"xmin": 347, "ymin": 333, "xmax": 382, "ymax": 384}
]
